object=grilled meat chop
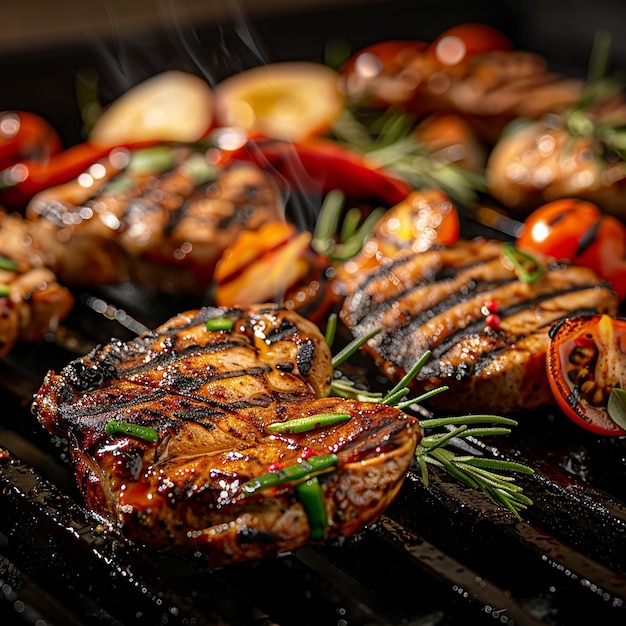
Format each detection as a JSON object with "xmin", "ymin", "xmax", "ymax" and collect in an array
[
  {"xmin": 26, "ymin": 145, "xmax": 283, "ymax": 293},
  {"xmin": 339, "ymin": 239, "xmax": 619, "ymax": 413},
  {"xmin": 0, "ymin": 211, "xmax": 73, "ymax": 357},
  {"xmin": 32, "ymin": 304, "xmax": 420, "ymax": 567}
]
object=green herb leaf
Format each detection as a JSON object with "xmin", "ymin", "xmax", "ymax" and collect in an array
[
  {"xmin": 324, "ymin": 313, "xmax": 338, "ymax": 348},
  {"xmin": 607, "ymin": 388, "xmax": 626, "ymax": 430},
  {"xmin": 0, "ymin": 255, "xmax": 19, "ymax": 272},
  {"xmin": 502, "ymin": 243, "xmax": 544, "ymax": 283},
  {"xmin": 328, "ymin": 333, "xmax": 534, "ymax": 518},
  {"xmin": 126, "ymin": 146, "xmax": 176, "ymax": 174}
]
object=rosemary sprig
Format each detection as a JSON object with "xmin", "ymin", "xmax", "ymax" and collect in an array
[
  {"xmin": 331, "ymin": 105, "xmax": 486, "ymax": 206},
  {"xmin": 327, "ymin": 318, "xmax": 534, "ymax": 519},
  {"xmin": 561, "ymin": 31, "xmax": 626, "ymax": 161}
]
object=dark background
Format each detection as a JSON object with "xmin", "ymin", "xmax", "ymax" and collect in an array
[{"xmin": 2, "ymin": 0, "xmax": 625, "ymax": 147}]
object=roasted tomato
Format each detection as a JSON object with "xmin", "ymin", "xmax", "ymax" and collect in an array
[
  {"xmin": 428, "ymin": 23, "xmax": 513, "ymax": 66},
  {"xmin": 516, "ymin": 199, "xmax": 626, "ymax": 302},
  {"xmin": 547, "ymin": 314, "xmax": 626, "ymax": 436},
  {"xmin": 333, "ymin": 188, "xmax": 460, "ymax": 291},
  {"xmin": 0, "ymin": 111, "xmax": 62, "ymax": 170}
]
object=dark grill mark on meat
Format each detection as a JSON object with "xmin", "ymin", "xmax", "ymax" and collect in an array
[
  {"xmin": 112, "ymin": 339, "xmax": 251, "ymax": 379},
  {"xmin": 169, "ymin": 367, "xmax": 271, "ymax": 394},
  {"xmin": 237, "ymin": 526, "xmax": 278, "ymax": 545},
  {"xmin": 296, "ymin": 339, "xmax": 316, "ymax": 376},
  {"xmin": 340, "ymin": 239, "xmax": 619, "ymax": 412},
  {"xmin": 64, "ymin": 359, "xmax": 117, "ymax": 392},
  {"xmin": 172, "ymin": 407, "xmax": 220, "ymax": 427},
  {"xmin": 264, "ymin": 320, "xmax": 298, "ymax": 344},
  {"xmin": 26, "ymin": 151, "xmax": 284, "ymax": 294},
  {"xmin": 217, "ymin": 203, "xmax": 255, "ymax": 229},
  {"xmin": 33, "ymin": 304, "xmax": 419, "ymax": 568}
]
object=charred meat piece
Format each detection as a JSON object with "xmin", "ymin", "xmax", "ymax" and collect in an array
[
  {"xmin": 32, "ymin": 304, "xmax": 420, "ymax": 568},
  {"xmin": 26, "ymin": 145, "xmax": 283, "ymax": 293},
  {"xmin": 0, "ymin": 212, "xmax": 73, "ymax": 357},
  {"xmin": 339, "ymin": 239, "xmax": 619, "ymax": 413}
]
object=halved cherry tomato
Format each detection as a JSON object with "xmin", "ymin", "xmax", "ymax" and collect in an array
[
  {"xmin": 0, "ymin": 139, "xmax": 157, "ymax": 209},
  {"xmin": 333, "ymin": 189, "xmax": 460, "ymax": 291},
  {"xmin": 428, "ymin": 23, "xmax": 513, "ymax": 66},
  {"xmin": 0, "ymin": 111, "xmax": 62, "ymax": 171},
  {"xmin": 223, "ymin": 137, "xmax": 411, "ymax": 208},
  {"xmin": 516, "ymin": 199, "xmax": 626, "ymax": 302},
  {"xmin": 547, "ymin": 314, "xmax": 626, "ymax": 436}
]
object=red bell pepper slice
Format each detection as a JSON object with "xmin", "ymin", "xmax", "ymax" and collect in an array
[
  {"xmin": 0, "ymin": 139, "xmax": 157, "ymax": 209},
  {"xmin": 223, "ymin": 137, "xmax": 411, "ymax": 207}
]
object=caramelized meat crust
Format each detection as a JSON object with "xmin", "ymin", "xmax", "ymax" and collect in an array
[
  {"xmin": 339, "ymin": 239, "xmax": 619, "ymax": 413},
  {"xmin": 32, "ymin": 304, "xmax": 420, "ymax": 567}
]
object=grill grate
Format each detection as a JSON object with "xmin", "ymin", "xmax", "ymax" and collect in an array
[{"xmin": 1, "ymin": 283, "xmax": 625, "ymax": 626}]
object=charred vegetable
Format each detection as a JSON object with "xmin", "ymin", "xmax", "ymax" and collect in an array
[{"xmin": 547, "ymin": 314, "xmax": 626, "ymax": 436}]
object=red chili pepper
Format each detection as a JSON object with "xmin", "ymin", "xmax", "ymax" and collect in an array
[
  {"xmin": 0, "ymin": 139, "xmax": 156, "ymax": 209},
  {"xmin": 222, "ymin": 137, "xmax": 411, "ymax": 207},
  {"xmin": 0, "ymin": 111, "xmax": 63, "ymax": 171},
  {"xmin": 516, "ymin": 199, "xmax": 626, "ymax": 302}
]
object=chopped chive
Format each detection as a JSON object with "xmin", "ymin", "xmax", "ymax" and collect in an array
[
  {"xmin": 241, "ymin": 453, "xmax": 338, "ymax": 496},
  {"xmin": 105, "ymin": 419, "xmax": 159, "ymax": 443},
  {"xmin": 267, "ymin": 412, "xmax": 351, "ymax": 434},
  {"xmin": 126, "ymin": 146, "xmax": 176, "ymax": 175},
  {"xmin": 502, "ymin": 243, "xmax": 544, "ymax": 283},
  {"xmin": 295, "ymin": 477, "xmax": 328, "ymax": 540},
  {"xmin": 206, "ymin": 317, "xmax": 234, "ymax": 332},
  {"xmin": 0, "ymin": 255, "xmax": 18, "ymax": 272},
  {"xmin": 180, "ymin": 152, "xmax": 218, "ymax": 184}
]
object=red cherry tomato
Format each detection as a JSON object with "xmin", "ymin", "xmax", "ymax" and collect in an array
[
  {"xmin": 429, "ymin": 23, "xmax": 513, "ymax": 65},
  {"xmin": 516, "ymin": 199, "xmax": 626, "ymax": 302},
  {"xmin": 547, "ymin": 314, "xmax": 626, "ymax": 436},
  {"xmin": 0, "ymin": 111, "xmax": 62, "ymax": 171},
  {"xmin": 340, "ymin": 40, "xmax": 428, "ymax": 76}
]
